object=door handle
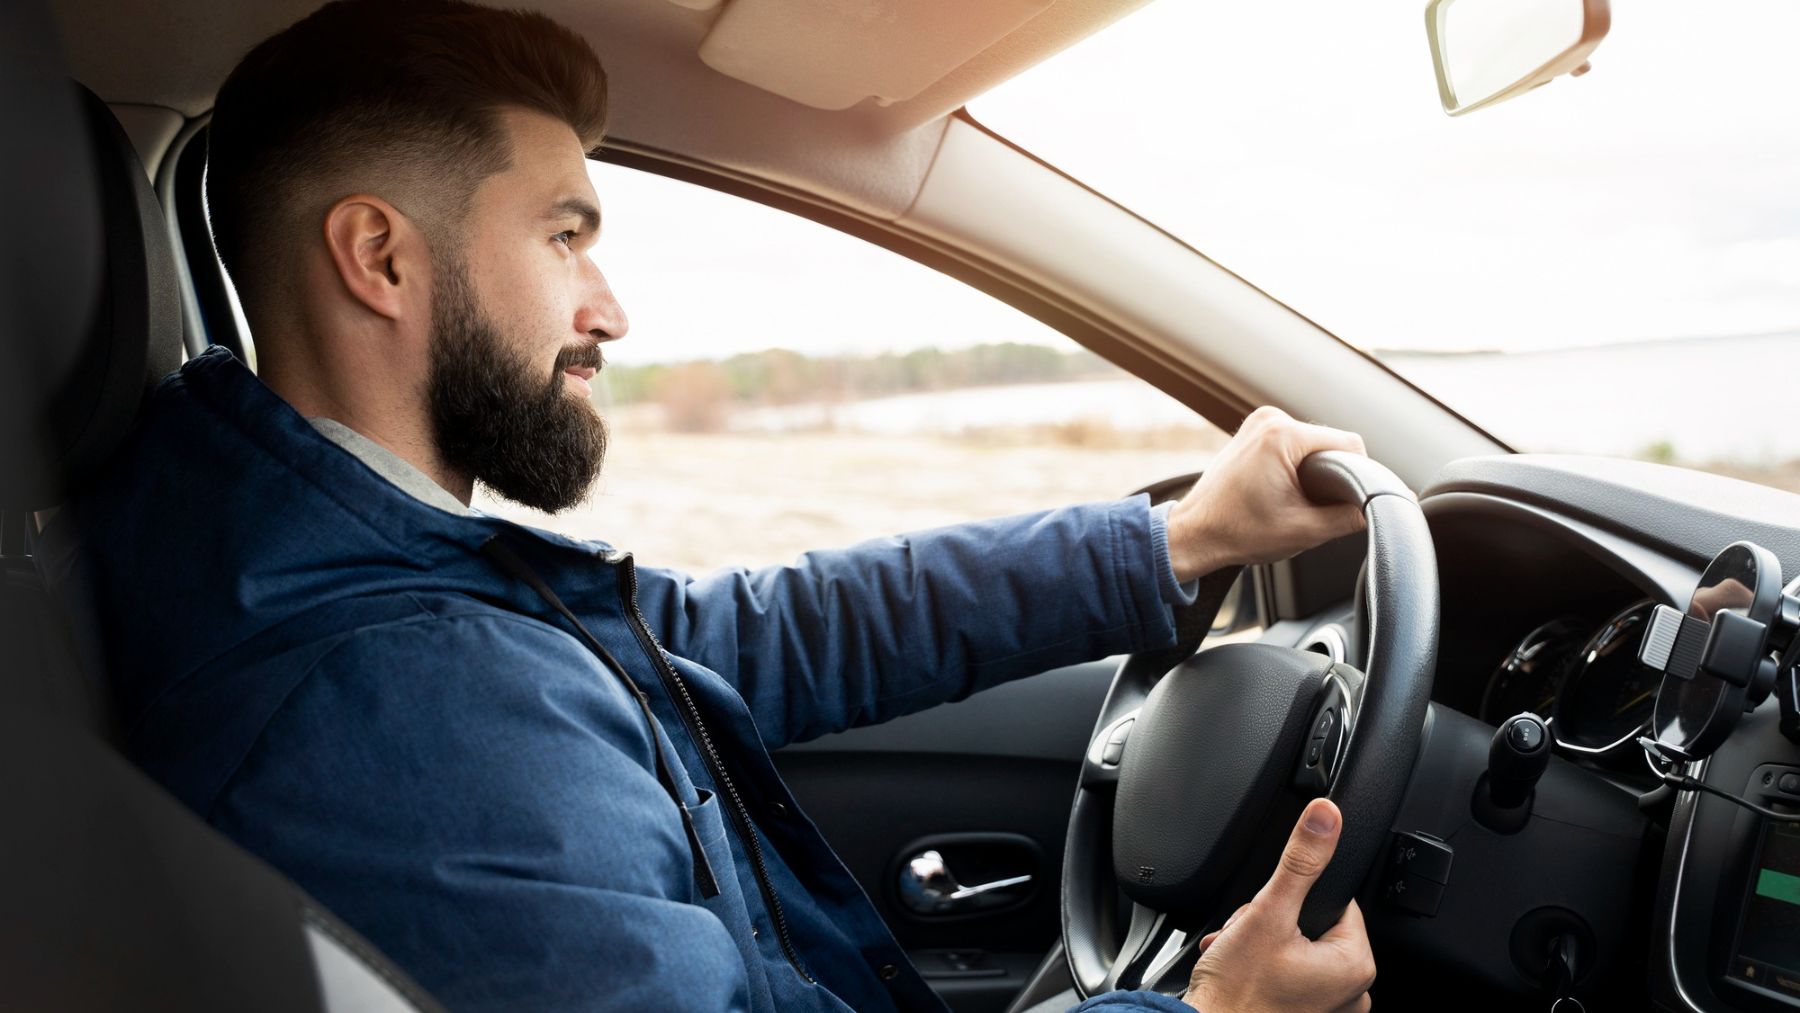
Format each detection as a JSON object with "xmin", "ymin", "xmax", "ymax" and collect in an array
[{"xmin": 897, "ymin": 849, "xmax": 1033, "ymax": 915}]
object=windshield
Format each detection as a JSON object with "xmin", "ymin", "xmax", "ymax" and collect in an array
[{"xmin": 973, "ymin": 0, "xmax": 1800, "ymax": 492}]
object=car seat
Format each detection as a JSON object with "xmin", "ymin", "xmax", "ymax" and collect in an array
[{"xmin": 0, "ymin": 4, "xmax": 446, "ymax": 1009}]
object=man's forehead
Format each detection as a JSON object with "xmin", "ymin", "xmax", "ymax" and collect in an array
[{"xmin": 482, "ymin": 106, "xmax": 601, "ymax": 211}]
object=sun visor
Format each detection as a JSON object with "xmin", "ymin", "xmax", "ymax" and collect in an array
[{"xmin": 697, "ymin": 0, "xmax": 1053, "ymax": 111}]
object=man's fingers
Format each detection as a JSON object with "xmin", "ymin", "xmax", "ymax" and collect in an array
[
  {"xmin": 1260, "ymin": 798, "xmax": 1342, "ymax": 920},
  {"xmin": 1318, "ymin": 896, "xmax": 1368, "ymax": 946},
  {"xmin": 1298, "ymin": 422, "xmax": 1366, "ymax": 459},
  {"xmin": 1320, "ymin": 502, "xmax": 1368, "ymax": 537},
  {"xmin": 1243, "ymin": 404, "xmax": 1364, "ymax": 453},
  {"xmin": 1245, "ymin": 405, "xmax": 1365, "ymax": 459},
  {"xmin": 1321, "ymin": 900, "xmax": 1378, "ymax": 997},
  {"xmin": 1196, "ymin": 903, "xmax": 1251, "ymax": 954}
]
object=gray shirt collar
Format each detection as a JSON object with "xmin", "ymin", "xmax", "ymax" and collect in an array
[{"xmin": 307, "ymin": 418, "xmax": 475, "ymax": 516}]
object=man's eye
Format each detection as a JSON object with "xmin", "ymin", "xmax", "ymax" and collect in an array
[{"xmin": 553, "ymin": 230, "xmax": 577, "ymax": 247}]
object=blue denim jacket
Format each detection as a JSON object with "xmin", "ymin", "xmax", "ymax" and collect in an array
[{"xmin": 54, "ymin": 347, "xmax": 1194, "ymax": 1012}]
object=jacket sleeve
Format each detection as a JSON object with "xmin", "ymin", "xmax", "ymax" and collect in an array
[
  {"xmin": 1070, "ymin": 992, "xmax": 1196, "ymax": 1012},
  {"xmin": 633, "ymin": 494, "xmax": 1180, "ymax": 749},
  {"xmin": 206, "ymin": 613, "xmax": 752, "ymax": 1012}
]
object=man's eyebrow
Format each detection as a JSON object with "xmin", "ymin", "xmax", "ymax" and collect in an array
[{"xmin": 546, "ymin": 196, "xmax": 601, "ymax": 234}]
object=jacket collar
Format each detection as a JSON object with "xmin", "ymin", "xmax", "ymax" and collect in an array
[{"xmin": 304, "ymin": 417, "xmax": 474, "ymax": 518}]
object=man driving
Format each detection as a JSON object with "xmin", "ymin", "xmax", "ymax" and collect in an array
[{"xmin": 59, "ymin": 1, "xmax": 1380, "ymax": 1009}]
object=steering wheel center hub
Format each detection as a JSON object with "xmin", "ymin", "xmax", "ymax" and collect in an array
[{"xmin": 1112, "ymin": 643, "xmax": 1335, "ymax": 909}]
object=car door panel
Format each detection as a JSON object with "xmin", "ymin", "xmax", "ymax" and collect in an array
[{"xmin": 775, "ymin": 658, "xmax": 1115, "ymax": 1011}]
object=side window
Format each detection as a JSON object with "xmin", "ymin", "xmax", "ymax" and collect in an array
[{"xmin": 476, "ymin": 161, "xmax": 1229, "ymax": 573}]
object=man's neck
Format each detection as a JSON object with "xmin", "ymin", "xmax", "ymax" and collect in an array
[
  {"xmin": 306, "ymin": 418, "xmax": 475, "ymax": 516},
  {"xmin": 260, "ymin": 356, "xmax": 475, "ymax": 506}
]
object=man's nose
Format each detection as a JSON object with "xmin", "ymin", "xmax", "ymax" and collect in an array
[{"xmin": 576, "ymin": 258, "xmax": 629, "ymax": 342}]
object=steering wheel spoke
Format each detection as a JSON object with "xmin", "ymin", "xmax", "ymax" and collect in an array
[
  {"xmin": 1290, "ymin": 664, "xmax": 1362, "ymax": 796},
  {"xmin": 1102, "ymin": 902, "xmax": 1192, "ymax": 994},
  {"xmin": 1080, "ymin": 709, "xmax": 1139, "ymax": 789}
]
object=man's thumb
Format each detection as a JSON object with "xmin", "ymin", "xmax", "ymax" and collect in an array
[{"xmin": 1262, "ymin": 798, "xmax": 1341, "ymax": 919}]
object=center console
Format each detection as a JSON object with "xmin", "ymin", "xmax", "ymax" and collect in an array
[
  {"xmin": 1722, "ymin": 775, "xmax": 1800, "ymax": 1004},
  {"xmin": 1656, "ymin": 707, "xmax": 1800, "ymax": 1012}
]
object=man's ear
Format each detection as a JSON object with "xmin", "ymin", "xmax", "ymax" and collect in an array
[{"xmin": 321, "ymin": 195, "xmax": 424, "ymax": 322}]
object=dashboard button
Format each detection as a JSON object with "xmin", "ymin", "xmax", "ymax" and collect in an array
[
  {"xmin": 1779, "ymin": 772, "xmax": 1800, "ymax": 795},
  {"xmin": 1507, "ymin": 718, "xmax": 1545, "ymax": 752},
  {"xmin": 1312, "ymin": 708, "xmax": 1336, "ymax": 742},
  {"xmin": 1388, "ymin": 830, "xmax": 1454, "ymax": 884},
  {"xmin": 1383, "ymin": 871, "xmax": 1445, "ymax": 917}
]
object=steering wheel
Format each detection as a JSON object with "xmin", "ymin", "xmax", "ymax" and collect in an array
[{"xmin": 1060, "ymin": 450, "xmax": 1438, "ymax": 997}]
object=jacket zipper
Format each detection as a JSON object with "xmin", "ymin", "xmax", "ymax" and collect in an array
[{"xmin": 619, "ymin": 559, "xmax": 816, "ymax": 984}]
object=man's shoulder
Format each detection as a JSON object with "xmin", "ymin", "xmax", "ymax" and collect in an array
[
  {"xmin": 274, "ymin": 593, "xmax": 637, "ymax": 713},
  {"xmin": 186, "ymin": 590, "xmax": 603, "ymax": 692},
  {"xmin": 258, "ymin": 594, "xmax": 648, "ymax": 745}
]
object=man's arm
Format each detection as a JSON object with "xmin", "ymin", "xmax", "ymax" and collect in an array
[
  {"xmin": 636, "ymin": 495, "xmax": 1180, "ymax": 749},
  {"xmin": 634, "ymin": 406, "xmax": 1371, "ymax": 750}
]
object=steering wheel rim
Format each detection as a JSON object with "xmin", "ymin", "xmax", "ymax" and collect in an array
[{"xmin": 1060, "ymin": 450, "xmax": 1439, "ymax": 997}]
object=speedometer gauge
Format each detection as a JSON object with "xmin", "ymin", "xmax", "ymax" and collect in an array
[
  {"xmin": 1553, "ymin": 599, "xmax": 1660, "ymax": 753},
  {"xmin": 1482, "ymin": 617, "xmax": 1587, "ymax": 723}
]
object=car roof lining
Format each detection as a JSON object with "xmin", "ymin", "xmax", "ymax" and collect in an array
[{"xmin": 51, "ymin": 0, "xmax": 1149, "ymax": 221}]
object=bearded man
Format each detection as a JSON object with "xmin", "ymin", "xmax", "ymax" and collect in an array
[{"xmin": 59, "ymin": 1, "xmax": 1380, "ymax": 1010}]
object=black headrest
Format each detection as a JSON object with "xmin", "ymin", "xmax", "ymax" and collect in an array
[
  {"xmin": 0, "ymin": 1, "xmax": 95, "ymax": 511},
  {"xmin": 1, "ymin": 83, "xmax": 185, "ymax": 511}
]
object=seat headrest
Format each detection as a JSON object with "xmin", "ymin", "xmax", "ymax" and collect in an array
[
  {"xmin": 0, "ymin": 1, "xmax": 96, "ymax": 511},
  {"xmin": 1, "ymin": 83, "xmax": 185, "ymax": 511}
]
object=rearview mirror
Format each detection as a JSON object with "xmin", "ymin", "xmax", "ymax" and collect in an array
[{"xmin": 1425, "ymin": 0, "xmax": 1610, "ymax": 116}]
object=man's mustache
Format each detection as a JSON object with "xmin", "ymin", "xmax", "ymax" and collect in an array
[{"xmin": 555, "ymin": 341, "xmax": 604, "ymax": 373}]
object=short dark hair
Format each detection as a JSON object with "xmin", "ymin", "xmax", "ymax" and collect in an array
[{"xmin": 207, "ymin": 0, "xmax": 607, "ymax": 311}]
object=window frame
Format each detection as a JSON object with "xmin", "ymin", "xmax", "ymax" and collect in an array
[{"xmin": 162, "ymin": 112, "xmax": 1326, "ymax": 627}]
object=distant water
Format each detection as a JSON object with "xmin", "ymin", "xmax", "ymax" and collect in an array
[
  {"xmin": 1383, "ymin": 332, "xmax": 1800, "ymax": 463},
  {"xmin": 729, "ymin": 379, "xmax": 1209, "ymax": 436},
  {"xmin": 724, "ymin": 331, "xmax": 1800, "ymax": 466}
]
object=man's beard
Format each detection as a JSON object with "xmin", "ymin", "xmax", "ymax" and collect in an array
[{"xmin": 426, "ymin": 259, "xmax": 607, "ymax": 514}]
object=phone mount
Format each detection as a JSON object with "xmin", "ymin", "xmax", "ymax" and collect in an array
[{"xmin": 1636, "ymin": 541, "xmax": 1800, "ymax": 762}]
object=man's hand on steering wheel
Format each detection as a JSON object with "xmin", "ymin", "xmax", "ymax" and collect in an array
[
  {"xmin": 1182, "ymin": 799, "xmax": 1377, "ymax": 1013},
  {"xmin": 1166, "ymin": 406, "xmax": 1373, "ymax": 581}
]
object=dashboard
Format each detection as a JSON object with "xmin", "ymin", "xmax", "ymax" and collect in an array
[{"xmin": 1277, "ymin": 454, "xmax": 1800, "ymax": 1012}]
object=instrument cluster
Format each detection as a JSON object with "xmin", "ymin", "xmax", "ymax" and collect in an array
[{"xmin": 1480, "ymin": 599, "xmax": 1664, "ymax": 756}]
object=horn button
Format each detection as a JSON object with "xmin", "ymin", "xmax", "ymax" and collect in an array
[{"xmin": 1111, "ymin": 643, "xmax": 1344, "ymax": 910}]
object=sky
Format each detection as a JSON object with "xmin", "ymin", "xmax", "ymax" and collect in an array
[
  {"xmin": 583, "ymin": 160, "xmax": 1073, "ymax": 367},
  {"xmin": 587, "ymin": 0, "xmax": 1800, "ymax": 370},
  {"xmin": 970, "ymin": 0, "xmax": 1800, "ymax": 353}
]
